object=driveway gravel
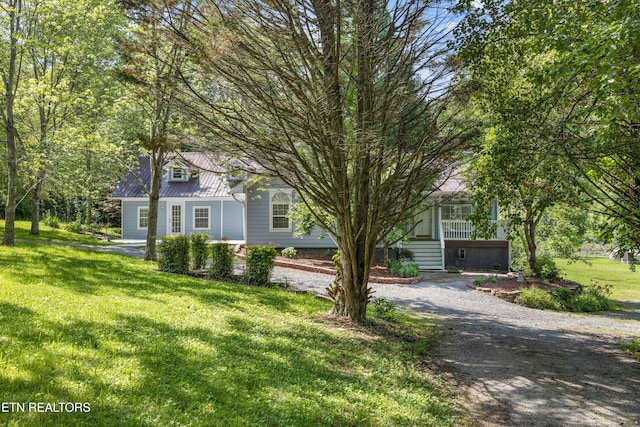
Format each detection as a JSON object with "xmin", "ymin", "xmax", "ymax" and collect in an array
[{"xmin": 272, "ymin": 266, "xmax": 640, "ymax": 427}]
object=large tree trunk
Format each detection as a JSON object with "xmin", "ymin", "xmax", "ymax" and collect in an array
[
  {"xmin": 3, "ymin": 128, "xmax": 18, "ymax": 246},
  {"xmin": 2, "ymin": 0, "xmax": 21, "ymax": 247},
  {"xmin": 30, "ymin": 168, "xmax": 46, "ymax": 235},
  {"xmin": 524, "ymin": 221, "xmax": 537, "ymax": 273},
  {"xmin": 144, "ymin": 149, "xmax": 164, "ymax": 261}
]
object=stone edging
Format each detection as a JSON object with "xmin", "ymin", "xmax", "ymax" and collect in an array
[{"xmin": 236, "ymin": 253, "xmax": 421, "ymax": 285}]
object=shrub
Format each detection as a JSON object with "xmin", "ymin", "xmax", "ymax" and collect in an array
[
  {"xmin": 371, "ymin": 298, "xmax": 397, "ymax": 320},
  {"xmin": 158, "ymin": 236, "xmax": 190, "ymax": 275},
  {"xmin": 42, "ymin": 212, "xmax": 60, "ymax": 228},
  {"xmin": 210, "ymin": 243, "xmax": 234, "ymax": 280},
  {"xmin": 534, "ymin": 254, "xmax": 560, "ymax": 281},
  {"xmin": 488, "ymin": 276, "xmax": 498, "ymax": 284},
  {"xmin": 550, "ymin": 288, "xmax": 574, "ymax": 310},
  {"xmin": 473, "ymin": 277, "xmax": 486, "ymax": 285},
  {"xmin": 190, "ymin": 233, "xmax": 210, "ymax": 270},
  {"xmin": 515, "ymin": 288, "xmax": 562, "ymax": 311},
  {"xmin": 400, "ymin": 263, "xmax": 420, "ymax": 278},
  {"xmin": 281, "ymin": 246, "xmax": 297, "ymax": 259},
  {"xmin": 397, "ymin": 248, "xmax": 415, "ymax": 261},
  {"xmin": 244, "ymin": 246, "xmax": 278, "ymax": 286},
  {"xmin": 573, "ymin": 284, "xmax": 615, "ymax": 312},
  {"xmin": 387, "ymin": 259, "xmax": 403, "ymax": 275}
]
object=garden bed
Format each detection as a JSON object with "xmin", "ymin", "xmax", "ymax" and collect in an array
[
  {"xmin": 469, "ymin": 274, "xmax": 583, "ymax": 303},
  {"xmin": 238, "ymin": 252, "xmax": 422, "ymax": 284}
]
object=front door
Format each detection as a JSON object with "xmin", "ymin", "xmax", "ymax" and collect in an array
[
  {"xmin": 412, "ymin": 208, "xmax": 433, "ymax": 239},
  {"xmin": 169, "ymin": 203, "xmax": 183, "ymax": 235}
]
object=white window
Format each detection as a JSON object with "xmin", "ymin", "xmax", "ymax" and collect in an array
[
  {"xmin": 138, "ymin": 207, "xmax": 149, "ymax": 229},
  {"xmin": 441, "ymin": 204, "xmax": 474, "ymax": 221},
  {"xmin": 193, "ymin": 207, "xmax": 210, "ymax": 230},
  {"xmin": 270, "ymin": 190, "xmax": 291, "ymax": 231},
  {"xmin": 172, "ymin": 167, "xmax": 185, "ymax": 181}
]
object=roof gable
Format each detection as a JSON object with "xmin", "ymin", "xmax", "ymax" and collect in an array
[{"xmin": 111, "ymin": 152, "xmax": 241, "ymax": 199}]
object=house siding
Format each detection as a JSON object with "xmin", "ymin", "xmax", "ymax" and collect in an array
[
  {"xmin": 121, "ymin": 200, "xmax": 167, "ymax": 240},
  {"xmin": 121, "ymin": 198, "xmax": 243, "ymax": 240},
  {"xmin": 222, "ymin": 201, "xmax": 245, "ymax": 240},
  {"xmin": 246, "ymin": 181, "xmax": 335, "ymax": 248},
  {"xmin": 185, "ymin": 200, "xmax": 222, "ymax": 238}
]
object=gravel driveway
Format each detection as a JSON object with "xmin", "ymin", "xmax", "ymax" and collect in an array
[{"xmin": 272, "ymin": 266, "xmax": 640, "ymax": 426}]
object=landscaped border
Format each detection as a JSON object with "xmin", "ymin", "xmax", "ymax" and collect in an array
[{"xmin": 236, "ymin": 253, "xmax": 422, "ymax": 285}]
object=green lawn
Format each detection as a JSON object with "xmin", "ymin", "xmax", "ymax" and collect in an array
[
  {"xmin": 556, "ymin": 257, "xmax": 640, "ymax": 302},
  {"xmin": 0, "ymin": 243, "xmax": 463, "ymax": 426},
  {"xmin": 0, "ymin": 220, "xmax": 114, "ymax": 246}
]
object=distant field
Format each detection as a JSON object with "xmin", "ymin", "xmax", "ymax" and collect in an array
[{"xmin": 556, "ymin": 257, "xmax": 640, "ymax": 302}]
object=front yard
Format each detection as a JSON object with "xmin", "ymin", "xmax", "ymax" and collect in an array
[{"xmin": 0, "ymin": 241, "xmax": 464, "ymax": 426}]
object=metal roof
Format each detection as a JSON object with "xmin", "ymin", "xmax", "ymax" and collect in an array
[{"xmin": 111, "ymin": 152, "xmax": 241, "ymax": 199}]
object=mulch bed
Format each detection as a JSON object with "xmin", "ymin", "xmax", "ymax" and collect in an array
[
  {"xmin": 238, "ymin": 252, "xmax": 421, "ymax": 284},
  {"xmin": 469, "ymin": 273, "xmax": 583, "ymax": 303}
]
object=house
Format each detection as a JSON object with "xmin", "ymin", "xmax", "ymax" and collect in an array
[
  {"xmin": 110, "ymin": 153, "xmax": 246, "ymax": 242},
  {"xmin": 111, "ymin": 152, "xmax": 510, "ymax": 270}
]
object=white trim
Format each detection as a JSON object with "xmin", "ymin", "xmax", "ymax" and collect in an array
[
  {"xmin": 192, "ymin": 206, "xmax": 211, "ymax": 231},
  {"xmin": 220, "ymin": 200, "xmax": 224, "ymax": 238},
  {"xmin": 137, "ymin": 206, "xmax": 149, "ymax": 230},
  {"xmin": 112, "ymin": 196, "xmax": 242, "ymax": 202},
  {"xmin": 168, "ymin": 202, "xmax": 184, "ymax": 235},
  {"xmin": 269, "ymin": 189, "xmax": 293, "ymax": 232}
]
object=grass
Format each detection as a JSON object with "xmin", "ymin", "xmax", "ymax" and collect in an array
[
  {"xmin": 0, "ymin": 220, "xmax": 114, "ymax": 246},
  {"xmin": 556, "ymin": 257, "xmax": 640, "ymax": 302},
  {"xmin": 0, "ymin": 242, "xmax": 463, "ymax": 426},
  {"xmin": 622, "ymin": 338, "xmax": 640, "ymax": 361}
]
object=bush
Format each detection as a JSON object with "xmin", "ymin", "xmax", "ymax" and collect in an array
[
  {"xmin": 534, "ymin": 254, "xmax": 560, "ymax": 281},
  {"xmin": 397, "ymin": 248, "xmax": 415, "ymax": 261},
  {"xmin": 281, "ymin": 247, "xmax": 297, "ymax": 259},
  {"xmin": 400, "ymin": 263, "xmax": 420, "ymax": 278},
  {"xmin": 244, "ymin": 246, "xmax": 277, "ymax": 286},
  {"xmin": 190, "ymin": 233, "xmax": 210, "ymax": 270},
  {"xmin": 387, "ymin": 259, "xmax": 403, "ymax": 275},
  {"xmin": 158, "ymin": 236, "xmax": 190, "ymax": 275},
  {"xmin": 42, "ymin": 212, "xmax": 60, "ymax": 229},
  {"xmin": 515, "ymin": 288, "xmax": 562, "ymax": 311},
  {"xmin": 473, "ymin": 277, "xmax": 486, "ymax": 285},
  {"xmin": 518, "ymin": 283, "xmax": 615, "ymax": 313},
  {"xmin": 573, "ymin": 284, "xmax": 615, "ymax": 312},
  {"xmin": 210, "ymin": 243, "xmax": 234, "ymax": 280}
]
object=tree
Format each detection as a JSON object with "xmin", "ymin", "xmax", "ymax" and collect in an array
[
  {"xmin": 120, "ymin": 0, "xmax": 192, "ymax": 261},
  {"xmin": 160, "ymin": 0, "xmax": 468, "ymax": 321},
  {"xmin": 16, "ymin": 0, "xmax": 125, "ymax": 235},
  {"xmin": 456, "ymin": 0, "xmax": 640, "ymax": 253},
  {"xmin": 0, "ymin": 0, "xmax": 25, "ymax": 246}
]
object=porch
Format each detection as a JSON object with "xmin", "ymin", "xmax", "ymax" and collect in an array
[{"xmin": 403, "ymin": 220, "xmax": 508, "ymax": 270}]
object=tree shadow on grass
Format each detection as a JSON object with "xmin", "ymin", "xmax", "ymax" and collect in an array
[{"xmin": 0, "ymin": 304, "xmax": 457, "ymax": 426}]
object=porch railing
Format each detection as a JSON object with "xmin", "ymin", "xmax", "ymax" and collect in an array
[{"xmin": 441, "ymin": 220, "xmax": 507, "ymax": 240}]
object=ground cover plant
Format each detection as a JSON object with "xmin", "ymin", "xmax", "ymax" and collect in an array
[
  {"xmin": 0, "ymin": 243, "xmax": 463, "ymax": 426},
  {"xmin": 0, "ymin": 220, "xmax": 114, "ymax": 246}
]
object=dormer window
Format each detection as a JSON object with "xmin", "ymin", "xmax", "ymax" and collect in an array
[
  {"xmin": 169, "ymin": 166, "xmax": 188, "ymax": 182},
  {"xmin": 172, "ymin": 167, "xmax": 184, "ymax": 180}
]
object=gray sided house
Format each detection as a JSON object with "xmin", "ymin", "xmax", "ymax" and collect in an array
[
  {"xmin": 402, "ymin": 173, "xmax": 510, "ymax": 271},
  {"xmin": 247, "ymin": 174, "xmax": 509, "ymax": 271},
  {"xmin": 110, "ymin": 153, "xmax": 245, "ymax": 242},
  {"xmin": 111, "ymin": 152, "xmax": 509, "ymax": 270}
]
